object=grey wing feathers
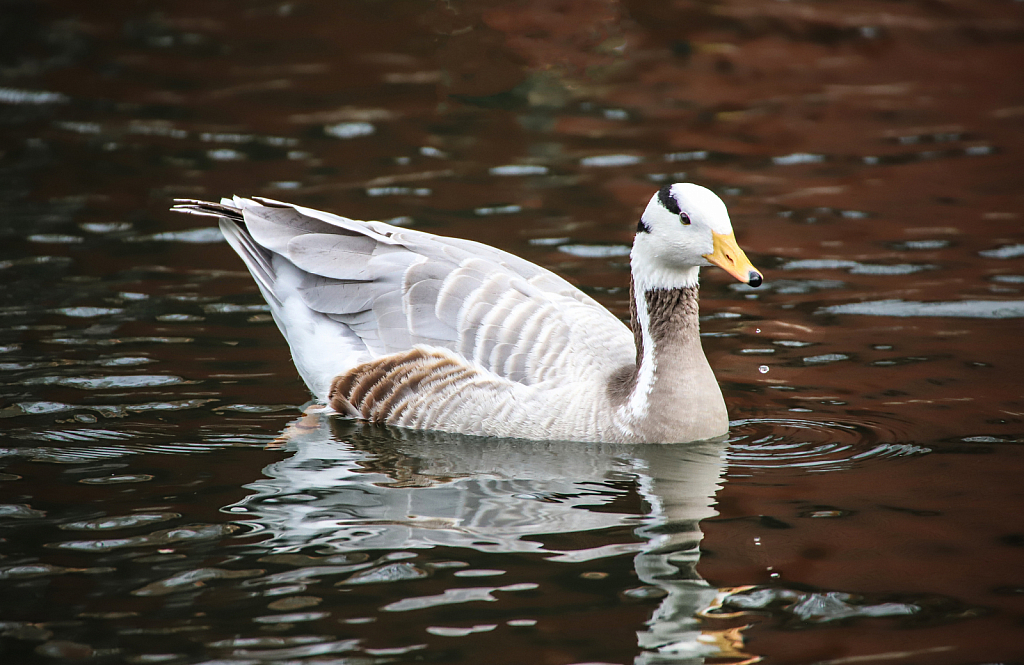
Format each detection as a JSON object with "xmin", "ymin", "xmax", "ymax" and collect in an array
[
  {"xmin": 217, "ymin": 217, "xmax": 281, "ymax": 308},
  {"xmin": 174, "ymin": 200, "xmax": 287, "ymax": 313},
  {"xmin": 175, "ymin": 197, "xmax": 634, "ymax": 386}
]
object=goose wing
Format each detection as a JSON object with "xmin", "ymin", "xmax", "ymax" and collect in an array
[{"xmin": 177, "ymin": 197, "xmax": 635, "ymax": 392}]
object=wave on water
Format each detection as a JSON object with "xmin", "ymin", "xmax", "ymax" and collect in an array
[
  {"xmin": 818, "ymin": 299, "xmax": 1024, "ymax": 318},
  {"xmin": 726, "ymin": 417, "xmax": 928, "ymax": 472}
]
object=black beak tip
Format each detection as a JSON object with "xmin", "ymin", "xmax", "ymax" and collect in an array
[{"xmin": 747, "ymin": 271, "xmax": 763, "ymax": 288}]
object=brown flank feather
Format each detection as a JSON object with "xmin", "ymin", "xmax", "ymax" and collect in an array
[{"xmin": 329, "ymin": 348, "xmax": 481, "ymax": 424}]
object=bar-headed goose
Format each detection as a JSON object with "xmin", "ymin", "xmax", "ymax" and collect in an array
[{"xmin": 173, "ymin": 183, "xmax": 761, "ymax": 443}]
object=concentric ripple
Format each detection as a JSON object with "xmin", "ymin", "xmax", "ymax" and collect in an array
[{"xmin": 726, "ymin": 417, "xmax": 928, "ymax": 472}]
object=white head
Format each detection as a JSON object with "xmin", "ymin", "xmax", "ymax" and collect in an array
[{"xmin": 631, "ymin": 183, "xmax": 762, "ymax": 290}]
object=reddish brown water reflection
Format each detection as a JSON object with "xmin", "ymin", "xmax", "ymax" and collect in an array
[{"xmin": 1, "ymin": 1, "xmax": 1023, "ymax": 663}]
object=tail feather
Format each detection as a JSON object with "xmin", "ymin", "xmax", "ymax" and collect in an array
[
  {"xmin": 170, "ymin": 199, "xmax": 244, "ymax": 222},
  {"xmin": 170, "ymin": 197, "xmax": 372, "ymax": 401},
  {"xmin": 172, "ymin": 199, "xmax": 280, "ymax": 307},
  {"xmin": 218, "ymin": 218, "xmax": 282, "ymax": 309}
]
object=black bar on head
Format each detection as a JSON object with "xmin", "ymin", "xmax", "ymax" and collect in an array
[{"xmin": 657, "ymin": 185, "xmax": 681, "ymax": 216}]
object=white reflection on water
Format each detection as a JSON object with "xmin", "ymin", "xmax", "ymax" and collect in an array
[
  {"xmin": 781, "ymin": 258, "xmax": 933, "ymax": 275},
  {"xmin": 229, "ymin": 412, "xmax": 731, "ymax": 663},
  {"xmin": 820, "ymin": 299, "xmax": 1024, "ymax": 318}
]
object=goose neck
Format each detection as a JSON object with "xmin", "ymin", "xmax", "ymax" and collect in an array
[{"xmin": 626, "ymin": 275, "xmax": 702, "ymax": 400}]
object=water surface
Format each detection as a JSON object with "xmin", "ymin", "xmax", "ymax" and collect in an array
[{"xmin": 1, "ymin": 1, "xmax": 1023, "ymax": 663}]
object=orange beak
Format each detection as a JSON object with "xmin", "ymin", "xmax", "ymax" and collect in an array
[{"xmin": 703, "ymin": 232, "xmax": 763, "ymax": 287}]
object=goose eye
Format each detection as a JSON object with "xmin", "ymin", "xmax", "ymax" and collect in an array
[{"xmin": 679, "ymin": 213, "xmax": 691, "ymax": 226}]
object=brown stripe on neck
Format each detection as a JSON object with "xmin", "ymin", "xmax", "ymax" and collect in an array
[
  {"xmin": 629, "ymin": 275, "xmax": 643, "ymax": 368},
  {"xmin": 607, "ymin": 278, "xmax": 700, "ymax": 406},
  {"xmin": 645, "ymin": 285, "xmax": 700, "ymax": 346}
]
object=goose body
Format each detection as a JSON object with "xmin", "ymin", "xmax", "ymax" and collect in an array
[{"xmin": 173, "ymin": 184, "xmax": 761, "ymax": 443}]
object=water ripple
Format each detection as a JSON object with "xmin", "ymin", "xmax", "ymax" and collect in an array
[
  {"xmin": 0, "ymin": 442, "xmax": 234, "ymax": 464},
  {"xmin": 11, "ymin": 428, "xmax": 139, "ymax": 443},
  {"xmin": 50, "ymin": 524, "xmax": 239, "ymax": 552},
  {"xmin": 60, "ymin": 513, "xmax": 180, "ymax": 531},
  {"xmin": 132, "ymin": 567, "xmax": 262, "ymax": 596},
  {"xmin": 22, "ymin": 375, "xmax": 187, "ymax": 390},
  {"xmin": 222, "ymin": 638, "xmax": 361, "ymax": 659},
  {"xmin": 727, "ymin": 418, "xmax": 927, "ymax": 472},
  {"xmin": 819, "ymin": 299, "xmax": 1024, "ymax": 318},
  {"xmin": 340, "ymin": 562, "xmax": 430, "ymax": 585},
  {"xmin": 0, "ymin": 504, "xmax": 46, "ymax": 519},
  {"xmin": 706, "ymin": 585, "xmax": 983, "ymax": 630},
  {"xmin": 0, "ymin": 398, "xmax": 214, "ymax": 419},
  {"xmin": 0, "ymin": 564, "xmax": 114, "ymax": 580},
  {"xmin": 382, "ymin": 583, "xmax": 539, "ymax": 612},
  {"xmin": 557, "ymin": 244, "xmax": 632, "ymax": 258}
]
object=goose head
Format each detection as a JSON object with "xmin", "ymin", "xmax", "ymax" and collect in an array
[{"xmin": 632, "ymin": 183, "xmax": 762, "ymax": 290}]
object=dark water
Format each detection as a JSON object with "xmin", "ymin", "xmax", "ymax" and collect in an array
[{"xmin": 2, "ymin": 1, "xmax": 1023, "ymax": 663}]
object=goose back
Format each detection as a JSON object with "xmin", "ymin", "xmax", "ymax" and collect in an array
[{"xmin": 206, "ymin": 197, "xmax": 636, "ymax": 406}]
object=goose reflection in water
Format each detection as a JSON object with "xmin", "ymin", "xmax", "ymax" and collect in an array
[{"xmin": 226, "ymin": 411, "xmax": 753, "ymax": 664}]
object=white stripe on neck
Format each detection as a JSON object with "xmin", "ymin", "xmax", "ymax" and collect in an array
[
  {"xmin": 625, "ymin": 282, "xmax": 656, "ymax": 420},
  {"xmin": 619, "ymin": 261, "xmax": 700, "ymax": 425},
  {"xmin": 615, "ymin": 240, "xmax": 702, "ymax": 431}
]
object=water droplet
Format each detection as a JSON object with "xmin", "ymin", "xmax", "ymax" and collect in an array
[
  {"xmin": 758, "ymin": 365, "xmax": 769, "ymax": 374},
  {"xmin": 755, "ymin": 328, "xmax": 761, "ymax": 333}
]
